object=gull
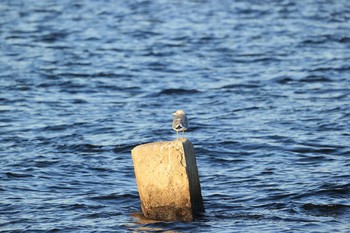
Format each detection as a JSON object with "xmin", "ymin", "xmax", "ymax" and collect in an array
[{"xmin": 172, "ymin": 110, "xmax": 188, "ymax": 138}]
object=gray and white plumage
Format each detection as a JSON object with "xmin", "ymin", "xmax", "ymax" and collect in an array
[{"xmin": 172, "ymin": 110, "xmax": 188, "ymax": 138}]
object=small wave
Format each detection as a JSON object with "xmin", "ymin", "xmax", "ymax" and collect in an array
[
  {"xmin": 270, "ymin": 76, "xmax": 295, "ymax": 84},
  {"xmin": 311, "ymin": 66, "xmax": 350, "ymax": 72},
  {"xmin": 207, "ymin": 211, "xmax": 267, "ymax": 221},
  {"xmin": 338, "ymin": 37, "xmax": 350, "ymax": 43},
  {"xmin": 89, "ymin": 166, "xmax": 115, "ymax": 173},
  {"xmin": 271, "ymin": 75, "xmax": 332, "ymax": 84},
  {"xmin": 95, "ymin": 84, "xmax": 141, "ymax": 92},
  {"xmin": 113, "ymin": 144, "xmax": 135, "ymax": 153},
  {"xmin": 93, "ymin": 72, "xmax": 134, "ymax": 78},
  {"xmin": 47, "ymin": 185, "xmax": 78, "ymax": 191},
  {"xmin": 318, "ymin": 183, "xmax": 350, "ymax": 196},
  {"xmin": 56, "ymin": 143, "xmax": 106, "ymax": 153},
  {"xmin": 72, "ymin": 98, "xmax": 88, "ymax": 104},
  {"xmin": 89, "ymin": 193, "xmax": 138, "ymax": 202},
  {"xmin": 0, "ymin": 97, "xmax": 9, "ymax": 102},
  {"xmin": 302, "ymin": 203, "xmax": 349, "ymax": 216},
  {"xmin": 302, "ymin": 35, "xmax": 350, "ymax": 45},
  {"xmin": 299, "ymin": 75, "xmax": 332, "ymax": 83},
  {"xmin": 302, "ymin": 38, "xmax": 327, "ymax": 45},
  {"xmin": 293, "ymin": 183, "xmax": 350, "ymax": 200},
  {"xmin": 288, "ymin": 146, "xmax": 338, "ymax": 155},
  {"xmin": 37, "ymin": 31, "xmax": 68, "ymax": 43},
  {"xmin": 43, "ymin": 44, "xmax": 74, "ymax": 50},
  {"xmin": 4, "ymin": 172, "xmax": 34, "ymax": 178},
  {"xmin": 252, "ymin": 202, "xmax": 288, "ymax": 210},
  {"xmin": 220, "ymin": 83, "xmax": 261, "ymax": 89},
  {"xmin": 34, "ymin": 159, "xmax": 60, "ymax": 168},
  {"xmin": 296, "ymin": 155, "xmax": 332, "ymax": 163},
  {"xmin": 41, "ymin": 124, "xmax": 73, "ymax": 132},
  {"xmin": 157, "ymin": 88, "xmax": 201, "ymax": 95},
  {"xmin": 217, "ymin": 140, "xmax": 240, "ymax": 145}
]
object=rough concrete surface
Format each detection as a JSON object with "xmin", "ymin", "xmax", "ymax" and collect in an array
[{"xmin": 131, "ymin": 138, "xmax": 204, "ymax": 222}]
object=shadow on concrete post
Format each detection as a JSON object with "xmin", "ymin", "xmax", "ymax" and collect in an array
[{"xmin": 131, "ymin": 138, "xmax": 205, "ymax": 222}]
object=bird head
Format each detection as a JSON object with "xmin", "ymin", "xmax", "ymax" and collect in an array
[{"xmin": 172, "ymin": 110, "xmax": 185, "ymax": 116}]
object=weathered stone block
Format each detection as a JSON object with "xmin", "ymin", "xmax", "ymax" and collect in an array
[{"xmin": 131, "ymin": 138, "xmax": 204, "ymax": 222}]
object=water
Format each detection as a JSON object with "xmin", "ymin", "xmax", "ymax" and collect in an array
[{"xmin": 1, "ymin": 0, "xmax": 350, "ymax": 232}]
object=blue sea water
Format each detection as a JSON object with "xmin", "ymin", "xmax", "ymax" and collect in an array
[{"xmin": 1, "ymin": 0, "xmax": 350, "ymax": 232}]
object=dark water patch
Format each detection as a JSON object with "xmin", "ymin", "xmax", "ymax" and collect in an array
[
  {"xmin": 0, "ymin": 97, "xmax": 10, "ymax": 103},
  {"xmin": 72, "ymin": 98, "xmax": 88, "ymax": 104},
  {"xmin": 302, "ymin": 34, "xmax": 350, "ymax": 45},
  {"xmin": 40, "ymin": 124, "xmax": 76, "ymax": 132},
  {"xmin": 232, "ymin": 106, "xmax": 261, "ymax": 112},
  {"xmin": 36, "ymin": 31, "xmax": 69, "ymax": 43},
  {"xmin": 317, "ymin": 122, "xmax": 346, "ymax": 131},
  {"xmin": 270, "ymin": 76, "xmax": 295, "ymax": 84},
  {"xmin": 89, "ymin": 193, "xmax": 139, "ymax": 207},
  {"xmin": 288, "ymin": 146, "xmax": 339, "ymax": 155},
  {"xmin": 95, "ymin": 83, "xmax": 141, "ymax": 92},
  {"xmin": 295, "ymin": 155, "xmax": 333, "ymax": 164},
  {"xmin": 311, "ymin": 65, "xmax": 350, "ymax": 72},
  {"xmin": 60, "ymin": 60, "xmax": 92, "ymax": 67},
  {"xmin": 235, "ymin": 56, "xmax": 283, "ymax": 64},
  {"xmin": 318, "ymin": 183, "xmax": 350, "ymax": 197},
  {"xmin": 220, "ymin": 83, "xmax": 262, "ymax": 89},
  {"xmin": 157, "ymin": 88, "xmax": 201, "ymax": 96},
  {"xmin": 37, "ymin": 81, "xmax": 61, "ymax": 88},
  {"xmin": 271, "ymin": 75, "xmax": 335, "ymax": 85},
  {"xmin": 56, "ymin": 143, "xmax": 106, "ymax": 153},
  {"xmin": 293, "ymin": 183, "xmax": 350, "ymax": 200},
  {"xmin": 113, "ymin": 144, "xmax": 135, "ymax": 153},
  {"xmin": 302, "ymin": 203, "xmax": 349, "ymax": 217},
  {"xmin": 336, "ymin": 148, "xmax": 350, "ymax": 156},
  {"xmin": 56, "ymin": 73, "xmax": 91, "ymax": 79},
  {"xmin": 129, "ymin": 30, "xmax": 162, "ymax": 40},
  {"xmin": 33, "ymin": 133, "xmax": 83, "ymax": 146},
  {"xmin": 299, "ymin": 75, "xmax": 332, "ymax": 83},
  {"xmin": 194, "ymin": 147, "xmax": 213, "ymax": 156},
  {"xmin": 4, "ymin": 172, "xmax": 34, "ymax": 178},
  {"xmin": 255, "ymin": 192, "xmax": 295, "ymax": 202},
  {"xmin": 259, "ymin": 168, "xmax": 275, "ymax": 175},
  {"xmin": 204, "ymin": 210, "xmax": 293, "ymax": 223},
  {"xmin": 217, "ymin": 140, "xmax": 240, "ymax": 146},
  {"xmin": 79, "ymin": 210, "xmax": 123, "ymax": 219},
  {"xmin": 47, "ymin": 183, "xmax": 79, "ymax": 190},
  {"xmin": 92, "ymin": 72, "xmax": 135, "ymax": 79},
  {"xmin": 143, "ymin": 61, "xmax": 168, "ymax": 72},
  {"xmin": 142, "ymin": 49, "xmax": 176, "ymax": 58},
  {"xmin": 89, "ymin": 193, "xmax": 138, "ymax": 201},
  {"xmin": 89, "ymin": 166, "xmax": 115, "ymax": 173},
  {"xmin": 253, "ymin": 202, "xmax": 288, "ymax": 210},
  {"xmin": 60, "ymin": 203, "xmax": 92, "ymax": 211},
  {"xmin": 338, "ymin": 36, "xmax": 350, "ymax": 43},
  {"xmin": 43, "ymin": 44, "xmax": 74, "ymax": 50},
  {"xmin": 207, "ymin": 153, "xmax": 246, "ymax": 164},
  {"xmin": 33, "ymin": 159, "xmax": 60, "ymax": 168}
]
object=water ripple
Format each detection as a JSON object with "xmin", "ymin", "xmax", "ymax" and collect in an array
[{"xmin": 1, "ymin": 0, "xmax": 350, "ymax": 232}]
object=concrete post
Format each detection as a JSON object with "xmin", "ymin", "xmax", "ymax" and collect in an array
[{"xmin": 131, "ymin": 138, "xmax": 204, "ymax": 222}]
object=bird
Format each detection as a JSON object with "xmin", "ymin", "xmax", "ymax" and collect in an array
[{"xmin": 172, "ymin": 110, "xmax": 188, "ymax": 138}]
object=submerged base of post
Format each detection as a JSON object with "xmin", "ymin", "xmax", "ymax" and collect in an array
[{"xmin": 131, "ymin": 138, "xmax": 204, "ymax": 222}]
